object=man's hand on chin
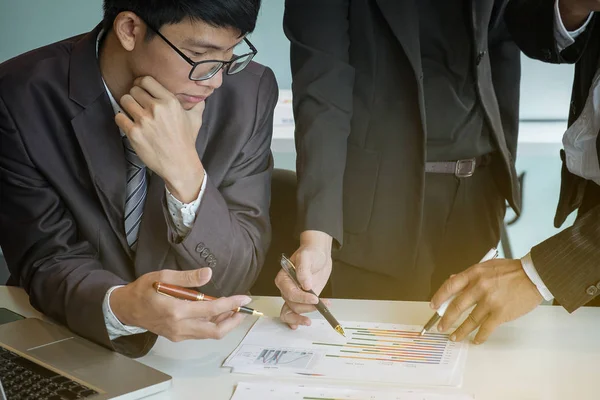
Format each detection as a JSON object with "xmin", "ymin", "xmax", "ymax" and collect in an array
[{"xmin": 116, "ymin": 76, "xmax": 206, "ymax": 203}]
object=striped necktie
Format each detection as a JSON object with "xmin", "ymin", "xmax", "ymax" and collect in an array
[{"xmin": 122, "ymin": 136, "xmax": 148, "ymax": 252}]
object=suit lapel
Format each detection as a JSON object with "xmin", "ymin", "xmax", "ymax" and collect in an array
[
  {"xmin": 195, "ymin": 119, "xmax": 210, "ymax": 161},
  {"xmin": 71, "ymin": 100, "xmax": 129, "ymax": 256},
  {"xmin": 69, "ymin": 26, "xmax": 131, "ymax": 257},
  {"xmin": 469, "ymin": 0, "xmax": 494, "ymax": 53},
  {"xmin": 374, "ymin": 0, "xmax": 421, "ymax": 80},
  {"xmin": 468, "ymin": 0, "xmax": 503, "ymax": 142}
]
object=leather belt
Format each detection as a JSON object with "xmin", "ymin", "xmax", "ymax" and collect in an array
[{"xmin": 425, "ymin": 155, "xmax": 491, "ymax": 178}]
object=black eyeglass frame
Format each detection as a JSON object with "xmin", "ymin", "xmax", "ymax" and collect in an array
[{"xmin": 146, "ymin": 23, "xmax": 258, "ymax": 81}]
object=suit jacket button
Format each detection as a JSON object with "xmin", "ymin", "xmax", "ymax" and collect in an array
[
  {"xmin": 586, "ymin": 285, "xmax": 597, "ymax": 296},
  {"xmin": 209, "ymin": 260, "xmax": 217, "ymax": 268},
  {"xmin": 475, "ymin": 50, "xmax": 487, "ymax": 66},
  {"xmin": 201, "ymin": 249, "xmax": 210, "ymax": 258},
  {"xmin": 195, "ymin": 243, "xmax": 206, "ymax": 253},
  {"xmin": 596, "ymin": 282, "xmax": 600, "ymax": 291},
  {"xmin": 207, "ymin": 255, "xmax": 215, "ymax": 263}
]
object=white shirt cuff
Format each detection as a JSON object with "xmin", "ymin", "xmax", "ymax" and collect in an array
[
  {"xmin": 554, "ymin": 0, "xmax": 593, "ymax": 52},
  {"xmin": 521, "ymin": 253, "xmax": 555, "ymax": 301},
  {"xmin": 166, "ymin": 171, "xmax": 207, "ymax": 238},
  {"xmin": 102, "ymin": 286, "xmax": 148, "ymax": 341}
]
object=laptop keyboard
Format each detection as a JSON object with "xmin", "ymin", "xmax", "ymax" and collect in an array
[{"xmin": 0, "ymin": 346, "xmax": 98, "ymax": 400}]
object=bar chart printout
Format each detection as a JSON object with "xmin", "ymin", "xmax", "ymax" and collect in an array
[
  {"xmin": 223, "ymin": 318, "xmax": 468, "ymax": 387},
  {"xmin": 230, "ymin": 382, "xmax": 474, "ymax": 400}
]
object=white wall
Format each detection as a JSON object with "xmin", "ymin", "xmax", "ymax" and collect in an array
[{"xmin": 520, "ymin": 55, "xmax": 574, "ymax": 121}]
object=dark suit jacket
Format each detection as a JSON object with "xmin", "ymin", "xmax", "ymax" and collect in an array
[
  {"xmin": 285, "ymin": 0, "xmax": 521, "ymax": 282},
  {"xmin": 0, "ymin": 25, "xmax": 278, "ymax": 357},
  {"xmin": 506, "ymin": 0, "xmax": 600, "ymax": 312}
]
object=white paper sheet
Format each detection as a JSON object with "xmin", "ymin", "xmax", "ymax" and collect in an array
[
  {"xmin": 223, "ymin": 318, "xmax": 468, "ymax": 387},
  {"xmin": 231, "ymin": 381, "xmax": 474, "ymax": 400}
]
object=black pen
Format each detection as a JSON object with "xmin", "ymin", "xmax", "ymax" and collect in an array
[{"xmin": 280, "ymin": 254, "xmax": 346, "ymax": 337}]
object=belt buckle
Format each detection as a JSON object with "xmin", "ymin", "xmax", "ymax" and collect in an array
[{"xmin": 455, "ymin": 158, "xmax": 476, "ymax": 178}]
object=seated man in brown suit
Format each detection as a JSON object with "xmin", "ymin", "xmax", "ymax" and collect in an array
[{"xmin": 0, "ymin": 0, "xmax": 277, "ymax": 357}]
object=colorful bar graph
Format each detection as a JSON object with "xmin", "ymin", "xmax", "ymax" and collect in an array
[
  {"xmin": 312, "ymin": 326, "xmax": 451, "ymax": 365},
  {"xmin": 224, "ymin": 319, "xmax": 468, "ymax": 387}
]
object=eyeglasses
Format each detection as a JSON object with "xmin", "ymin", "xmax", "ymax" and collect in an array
[{"xmin": 145, "ymin": 23, "xmax": 258, "ymax": 81}]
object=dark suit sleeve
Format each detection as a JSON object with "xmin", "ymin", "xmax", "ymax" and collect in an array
[
  {"xmin": 0, "ymin": 95, "xmax": 156, "ymax": 357},
  {"xmin": 162, "ymin": 68, "xmax": 278, "ymax": 296},
  {"xmin": 505, "ymin": 0, "xmax": 595, "ymax": 64},
  {"xmin": 284, "ymin": 0, "xmax": 355, "ymax": 246},
  {"xmin": 531, "ymin": 205, "xmax": 600, "ymax": 312}
]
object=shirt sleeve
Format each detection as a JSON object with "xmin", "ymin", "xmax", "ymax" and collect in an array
[
  {"xmin": 102, "ymin": 286, "xmax": 148, "ymax": 341},
  {"xmin": 554, "ymin": 0, "xmax": 593, "ymax": 52},
  {"xmin": 165, "ymin": 171, "xmax": 208, "ymax": 238},
  {"xmin": 521, "ymin": 253, "xmax": 555, "ymax": 301}
]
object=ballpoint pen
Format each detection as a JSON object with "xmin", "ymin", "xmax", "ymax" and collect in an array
[
  {"xmin": 280, "ymin": 254, "xmax": 346, "ymax": 337},
  {"xmin": 420, "ymin": 247, "xmax": 499, "ymax": 336},
  {"xmin": 152, "ymin": 282, "xmax": 264, "ymax": 317}
]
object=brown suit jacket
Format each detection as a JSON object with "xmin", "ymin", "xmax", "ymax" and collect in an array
[
  {"xmin": 0, "ymin": 25, "xmax": 278, "ymax": 357},
  {"xmin": 506, "ymin": 0, "xmax": 600, "ymax": 312}
]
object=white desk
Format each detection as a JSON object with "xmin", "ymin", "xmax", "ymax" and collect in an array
[{"xmin": 2, "ymin": 286, "xmax": 599, "ymax": 399}]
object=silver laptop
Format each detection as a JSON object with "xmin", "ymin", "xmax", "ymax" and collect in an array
[{"xmin": 0, "ymin": 317, "xmax": 171, "ymax": 399}]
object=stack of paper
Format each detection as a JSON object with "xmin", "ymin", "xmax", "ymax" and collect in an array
[
  {"xmin": 223, "ymin": 318, "xmax": 468, "ymax": 387},
  {"xmin": 231, "ymin": 381, "xmax": 474, "ymax": 400}
]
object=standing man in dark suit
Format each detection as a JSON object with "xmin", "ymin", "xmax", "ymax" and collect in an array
[
  {"xmin": 276, "ymin": 0, "xmax": 522, "ymax": 326},
  {"xmin": 428, "ymin": 0, "xmax": 600, "ymax": 345},
  {"xmin": 0, "ymin": 0, "xmax": 277, "ymax": 357}
]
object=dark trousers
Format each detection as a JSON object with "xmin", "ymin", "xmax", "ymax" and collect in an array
[{"xmin": 330, "ymin": 163, "xmax": 505, "ymax": 301}]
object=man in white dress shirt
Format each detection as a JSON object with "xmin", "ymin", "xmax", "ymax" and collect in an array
[{"xmin": 430, "ymin": 0, "xmax": 600, "ymax": 344}]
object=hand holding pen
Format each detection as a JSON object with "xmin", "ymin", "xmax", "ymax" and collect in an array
[
  {"xmin": 278, "ymin": 254, "xmax": 345, "ymax": 337},
  {"xmin": 110, "ymin": 268, "xmax": 253, "ymax": 342},
  {"xmin": 424, "ymin": 248, "xmax": 544, "ymax": 345},
  {"xmin": 421, "ymin": 248, "xmax": 499, "ymax": 336},
  {"xmin": 274, "ymin": 236, "xmax": 334, "ymax": 330}
]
